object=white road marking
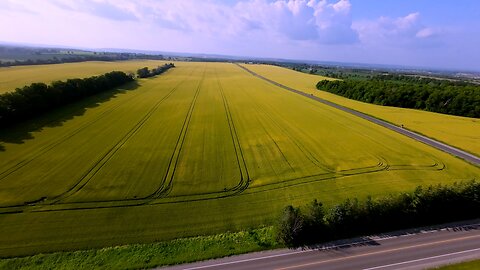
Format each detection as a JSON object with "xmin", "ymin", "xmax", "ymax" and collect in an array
[
  {"xmin": 176, "ymin": 224, "xmax": 480, "ymax": 270},
  {"xmin": 362, "ymin": 247, "xmax": 480, "ymax": 270}
]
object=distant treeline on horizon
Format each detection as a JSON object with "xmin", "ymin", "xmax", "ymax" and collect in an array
[{"xmin": 0, "ymin": 54, "xmax": 165, "ymax": 67}]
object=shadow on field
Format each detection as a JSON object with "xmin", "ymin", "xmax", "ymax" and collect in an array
[{"xmin": 0, "ymin": 81, "xmax": 140, "ymax": 152}]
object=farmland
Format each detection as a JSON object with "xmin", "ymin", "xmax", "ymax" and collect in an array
[
  {"xmin": 0, "ymin": 62, "xmax": 478, "ymax": 257},
  {"xmin": 243, "ymin": 64, "xmax": 480, "ymax": 156},
  {"xmin": 0, "ymin": 60, "xmax": 166, "ymax": 93}
]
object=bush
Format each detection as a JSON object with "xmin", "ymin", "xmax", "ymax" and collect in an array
[
  {"xmin": 276, "ymin": 205, "xmax": 305, "ymax": 247},
  {"xmin": 136, "ymin": 63, "xmax": 175, "ymax": 78}
]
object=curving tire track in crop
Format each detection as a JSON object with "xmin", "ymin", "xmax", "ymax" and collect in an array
[
  {"xmin": 235, "ymin": 63, "xmax": 479, "ymax": 166},
  {"xmin": 45, "ymin": 68, "xmax": 197, "ymax": 205},
  {"xmin": 214, "ymin": 70, "xmax": 250, "ymax": 193},
  {"xmin": 148, "ymin": 66, "xmax": 206, "ymax": 199},
  {"xmin": 0, "ymin": 64, "xmax": 459, "ymax": 215}
]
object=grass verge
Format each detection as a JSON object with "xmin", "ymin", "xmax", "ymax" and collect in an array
[
  {"xmin": 432, "ymin": 259, "xmax": 480, "ymax": 269},
  {"xmin": 0, "ymin": 227, "xmax": 279, "ymax": 270}
]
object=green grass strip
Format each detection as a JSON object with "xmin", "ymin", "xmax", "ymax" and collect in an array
[
  {"xmin": 0, "ymin": 227, "xmax": 279, "ymax": 270},
  {"xmin": 431, "ymin": 259, "xmax": 480, "ymax": 270}
]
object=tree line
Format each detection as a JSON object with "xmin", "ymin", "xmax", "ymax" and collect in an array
[
  {"xmin": 136, "ymin": 63, "xmax": 175, "ymax": 78},
  {"xmin": 0, "ymin": 48, "xmax": 165, "ymax": 68},
  {"xmin": 0, "ymin": 71, "xmax": 134, "ymax": 127},
  {"xmin": 316, "ymin": 75, "xmax": 480, "ymax": 117},
  {"xmin": 0, "ymin": 54, "xmax": 164, "ymax": 67},
  {"xmin": 276, "ymin": 180, "xmax": 480, "ymax": 247},
  {"xmin": 0, "ymin": 55, "xmax": 134, "ymax": 67}
]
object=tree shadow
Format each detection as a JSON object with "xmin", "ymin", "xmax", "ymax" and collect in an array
[
  {"xmin": 301, "ymin": 236, "xmax": 380, "ymax": 255},
  {"xmin": 0, "ymin": 81, "xmax": 140, "ymax": 152},
  {"xmin": 298, "ymin": 219, "xmax": 480, "ymax": 254}
]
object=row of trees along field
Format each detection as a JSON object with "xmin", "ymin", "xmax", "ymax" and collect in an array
[
  {"xmin": 316, "ymin": 75, "xmax": 480, "ymax": 118},
  {"xmin": 277, "ymin": 180, "xmax": 480, "ymax": 247},
  {"xmin": 0, "ymin": 71, "xmax": 134, "ymax": 127},
  {"xmin": 0, "ymin": 55, "xmax": 136, "ymax": 67},
  {"xmin": 136, "ymin": 63, "xmax": 175, "ymax": 78}
]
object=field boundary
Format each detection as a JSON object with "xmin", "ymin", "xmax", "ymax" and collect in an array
[{"xmin": 235, "ymin": 63, "xmax": 480, "ymax": 167}]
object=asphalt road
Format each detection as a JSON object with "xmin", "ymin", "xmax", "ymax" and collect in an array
[
  {"xmin": 236, "ymin": 64, "xmax": 480, "ymax": 166},
  {"xmin": 161, "ymin": 223, "xmax": 480, "ymax": 270}
]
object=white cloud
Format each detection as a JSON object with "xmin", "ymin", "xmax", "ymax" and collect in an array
[
  {"xmin": 308, "ymin": 0, "xmax": 357, "ymax": 43},
  {"xmin": 353, "ymin": 12, "xmax": 441, "ymax": 47},
  {"xmin": 3, "ymin": 0, "xmax": 472, "ymax": 70},
  {"xmin": 416, "ymin": 27, "xmax": 437, "ymax": 38},
  {"xmin": 45, "ymin": 0, "xmax": 357, "ymax": 43},
  {"xmin": 331, "ymin": 0, "xmax": 351, "ymax": 14},
  {"xmin": 394, "ymin": 12, "xmax": 420, "ymax": 30}
]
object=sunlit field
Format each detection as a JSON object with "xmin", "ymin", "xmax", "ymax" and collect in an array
[
  {"xmin": 0, "ymin": 62, "xmax": 478, "ymax": 257},
  {"xmin": 243, "ymin": 64, "xmax": 480, "ymax": 156},
  {"xmin": 0, "ymin": 60, "xmax": 166, "ymax": 93}
]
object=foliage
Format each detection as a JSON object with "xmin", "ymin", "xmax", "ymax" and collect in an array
[
  {"xmin": 316, "ymin": 75, "xmax": 480, "ymax": 117},
  {"xmin": 136, "ymin": 63, "xmax": 175, "ymax": 78},
  {"xmin": 0, "ymin": 71, "xmax": 134, "ymax": 127},
  {"xmin": 276, "ymin": 181, "xmax": 480, "ymax": 247},
  {"xmin": 276, "ymin": 206, "xmax": 305, "ymax": 247}
]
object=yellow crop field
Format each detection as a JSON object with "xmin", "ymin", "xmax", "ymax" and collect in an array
[
  {"xmin": 0, "ymin": 60, "xmax": 166, "ymax": 93},
  {"xmin": 0, "ymin": 62, "xmax": 478, "ymax": 257},
  {"xmin": 243, "ymin": 64, "xmax": 480, "ymax": 156}
]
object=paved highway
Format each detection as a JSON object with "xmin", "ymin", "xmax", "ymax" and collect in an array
[
  {"xmin": 161, "ymin": 223, "xmax": 480, "ymax": 270},
  {"xmin": 236, "ymin": 64, "xmax": 480, "ymax": 166}
]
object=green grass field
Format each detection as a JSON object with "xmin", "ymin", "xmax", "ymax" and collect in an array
[
  {"xmin": 432, "ymin": 260, "xmax": 480, "ymax": 270},
  {"xmin": 242, "ymin": 64, "xmax": 480, "ymax": 156},
  {"xmin": 0, "ymin": 62, "xmax": 478, "ymax": 257},
  {"xmin": 0, "ymin": 60, "xmax": 166, "ymax": 93}
]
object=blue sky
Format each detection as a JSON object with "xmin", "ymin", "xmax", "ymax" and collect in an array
[{"xmin": 1, "ymin": 0, "xmax": 479, "ymax": 71}]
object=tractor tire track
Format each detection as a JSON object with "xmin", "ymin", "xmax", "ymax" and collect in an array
[
  {"xmin": 215, "ymin": 71, "xmax": 250, "ymax": 193},
  {"xmin": 0, "ymin": 64, "xmax": 457, "ymax": 214},
  {"xmin": 0, "ymin": 86, "xmax": 153, "ymax": 182},
  {"xmin": 242, "ymin": 85, "xmax": 336, "ymax": 173},
  {"xmin": 249, "ymin": 98, "xmax": 390, "ymax": 177},
  {"xmin": 46, "ymin": 70, "xmax": 194, "ymax": 205},
  {"xmin": 235, "ymin": 63, "xmax": 448, "ymax": 176},
  {"xmin": 235, "ymin": 63, "xmax": 480, "ymax": 166},
  {"xmin": 148, "ymin": 67, "xmax": 206, "ymax": 199}
]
